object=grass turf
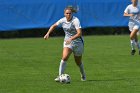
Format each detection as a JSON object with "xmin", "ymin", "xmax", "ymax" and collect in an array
[{"xmin": 0, "ymin": 35, "xmax": 140, "ymax": 93}]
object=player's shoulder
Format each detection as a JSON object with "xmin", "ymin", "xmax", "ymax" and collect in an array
[
  {"xmin": 59, "ymin": 17, "xmax": 66, "ymax": 21},
  {"xmin": 73, "ymin": 16, "xmax": 79, "ymax": 20},
  {"xmin": 127, "ymin": 4, "xmax": 133, "ymax": 8},
  {"xmin": 72, "ymin": 16, "xmax": 80, "ymax": 22}
]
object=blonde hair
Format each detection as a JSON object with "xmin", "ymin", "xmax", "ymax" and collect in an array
[{"xmin": 64, "ymin": 5, "xmax": 78, "ymax": 13}]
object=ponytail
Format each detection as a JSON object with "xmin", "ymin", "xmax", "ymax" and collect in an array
[{"xmin": 64, "ymin": 5, "xmax": 78, "ymax": 13}]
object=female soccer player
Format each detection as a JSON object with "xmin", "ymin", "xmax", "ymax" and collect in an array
[
  {"xmin": 124, "ymin": 0, "xmax": 140, "ymax": 55},
  {"xmin": 44, "ymin": 6, "xmax": 86, "ymax": 81}
]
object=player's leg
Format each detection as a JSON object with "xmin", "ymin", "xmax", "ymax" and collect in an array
[
  {"xmin": 73, "ymin": 43, "xmax": 86, "ymax": 81},
  {"xmin": 74, "ymin": 55, "xmax": 86, "ymax": 81},
  {"xmin": 134, "ymin": 35, "xmax": 140, "ymax": 55},
  {"xmin": 55, "ymin": 44, "xmax": 72, "ymax": 82},
  {"xmin": 130, "ymin": 28, "xmax": 139, "ymax": 55},
  {"xmin": 59, "ymin": 47, "xmax": 72, "ymax": 75}
]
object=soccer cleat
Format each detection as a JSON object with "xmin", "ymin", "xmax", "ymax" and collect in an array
[
  {"xmin": 81, "ymin": 75, "xmax": 86, "ymax": 81},
  {"xmin": 131, "ymin": 50, "xmax": 136, "ymax": 55},
  {"xmin": 54, "ymin": 76, "xmax": 60, "ymax": 82}
]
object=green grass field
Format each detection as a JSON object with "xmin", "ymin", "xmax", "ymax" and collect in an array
[{"xmin": 0, "ymin": 35, "xmax": 140, "ymax": 93}]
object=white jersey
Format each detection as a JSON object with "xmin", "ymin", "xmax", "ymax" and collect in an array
[
  {"xmin": 124, "ymin": 4, "xmax": 140, "ymax": 24},
  {"xmin": 56, "ymin": 16, "xmax": 84, "ymax": 44}
]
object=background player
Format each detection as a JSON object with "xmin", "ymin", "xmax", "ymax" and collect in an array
[{"xmin": 124, "ymin": 0, "xmax": 140, "ymax": 55}]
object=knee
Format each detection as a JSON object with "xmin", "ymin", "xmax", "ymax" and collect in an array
[
  {"xmin": 130, "ymin": 30, "xmax": 138, "ymax": 40},
  {"xmin": 130, "ymin": 34, "xmax": 135, "ymax": 40},
  {"xmin": 62, "ymin": 54, "xmax": 70, "ymax": 61},
  {"xmin": 130, "ymin": 36, "xmax": 133, "ymax": 40}
]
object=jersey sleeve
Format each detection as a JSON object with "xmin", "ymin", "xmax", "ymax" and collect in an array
[
  {"xmin": 56, "ymin": 18, "xmax": 63, "ymax": 26},
  {"xmin": 124, "ymin": 5, "xmax": 129, "ymax": 14},
  {"xmin": 73, "ymin": 18, "xmax": 81, "ymax": 29}
]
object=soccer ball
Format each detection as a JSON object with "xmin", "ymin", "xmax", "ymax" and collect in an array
[{"xmin": 59, "ymin": 74, "xmax": 71, "ymax": 84}]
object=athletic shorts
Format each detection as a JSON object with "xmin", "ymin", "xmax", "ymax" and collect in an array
[
  {"xmin": 63, "ymin": 41, "xmax": 84, "ymax": 56},
  {"xmin": 129, "ymin": 22, "xmax": 140, "ymax": 32}
]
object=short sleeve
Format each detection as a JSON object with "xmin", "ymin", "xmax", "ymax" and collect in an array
[
  {"xmin": 73, "ymin": 18, "xmax": 81, "ymax": 29},
  {"xmin": 124, "ymin": 5, "xmax": 129, "ymax": 14},
  {"xmin": 56, "ymin": 19, "xmax": 63, "ymax": 26}
]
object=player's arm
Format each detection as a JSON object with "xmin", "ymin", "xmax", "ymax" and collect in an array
[
  {"xmin": 65, "ymin": 18, "xmax": 82, "ymax": 44},
  {"xmin": 44, "ymin": 23, "xmax": 58, "ymax": 40},
  {"xmin": 65, "ymin": 28, "xmax": 82, "ymax": 44},
  {"xmin": 123, "ymin": 6, "xmax": 134, "ymax": 17},
  {"xmin": 70, "ymin": 18, "xmax": 82, "ymax": 40},
  {"xmin": 123, "ymin": 12, "xmax": 134, "ymax": 17},
  {"xmin": 70, "ymin": 28, "xmax": 82, "ymax": 40}
]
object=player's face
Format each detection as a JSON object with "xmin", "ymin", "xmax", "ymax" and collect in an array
[
  {"xmin": 131, "ymin": 0, "xmax": 138, "ymax": 4},
  {"xmin": 64, "ymin": 9, "xmax": 72, "ymax": 21}
]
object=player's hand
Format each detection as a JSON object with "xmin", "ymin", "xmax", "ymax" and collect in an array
[
  {"xmin": 130, "ymin": 14, "xmax": 134, "ymax": 17},
  {"xmin": 65, "ymin": 39, "xmax": 72, "ymax": 45},
  {"xmin": 44, "ymin": 34, "xmax": 49, "ymax": 40}
]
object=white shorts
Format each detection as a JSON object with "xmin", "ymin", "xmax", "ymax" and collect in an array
[
  {"xmin": 129, "ymin": 22, "xmax": 140, "ymax": 32},
  {"xmin": 63, "ymin": 41, "xmax": 84, "ymax": 56}
]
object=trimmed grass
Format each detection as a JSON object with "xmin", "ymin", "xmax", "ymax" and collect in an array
[{"xmin": 0, "ymin": 35, "xmax": 140, "ymax": 93}]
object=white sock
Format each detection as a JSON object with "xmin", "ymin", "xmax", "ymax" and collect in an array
[
  {"xmin": 59, "ymin": 60, "xmax": 66, "ymax": 76},
  {"xmin": 78, "ymin": 62, "xmax": 85, "ymax": 77},
  {"xmin": 130, "ymin": 39, "xmax": 135, "ymax": 50}
]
